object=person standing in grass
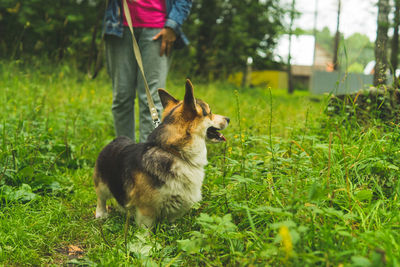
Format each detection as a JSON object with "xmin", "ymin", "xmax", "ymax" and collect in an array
[{"xmin": 103, "ymin": 0, "xmax": 192, "ymax": 142}]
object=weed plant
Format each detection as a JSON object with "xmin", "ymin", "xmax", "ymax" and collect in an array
[{"xmin": 0, "ymin": 61, "xmax": 399, "ymax": 266}]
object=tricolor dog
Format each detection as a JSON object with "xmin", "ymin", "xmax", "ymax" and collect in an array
[{"xmin": 93, "ymin": 80, "xmax": 229, "ymax": 227}]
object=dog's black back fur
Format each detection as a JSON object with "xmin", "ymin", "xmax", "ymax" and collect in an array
[{"xmin": 95, "ymin": 136, "xmax": 176, "ymax": 206}]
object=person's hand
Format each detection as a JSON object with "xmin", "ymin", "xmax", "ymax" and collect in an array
[{"xmin": 153, "ymin": 27, "xmax": 176, "ymax": 56}]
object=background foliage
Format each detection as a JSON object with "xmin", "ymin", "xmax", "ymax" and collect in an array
[
  {"xmin": 0, "ymin": 0, "xmax": 104, "ymax": 64},
  {"xmin": 181, "ymin": 0, "xmax": 285, "ymax": 78},
  {"xmin": 0, "ymin": 0, "xmax": 379, "ymax": 79},
  {"xmin": 0, "ymin": 0, "xmax": 288, "ymax": 78},
  {"xmin": 313, "ymin": 27, "xmax": 375, "ymax": 73}
]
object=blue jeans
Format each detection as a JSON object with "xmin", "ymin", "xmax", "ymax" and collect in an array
[{"xmin": 105, "ymin": 27, "xmax": 168, "ymax": 142}]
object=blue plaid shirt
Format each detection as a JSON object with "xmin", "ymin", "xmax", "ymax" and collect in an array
[{"xmin": 103, "ymin": 0, "xmax": 192, "ymax": 48}]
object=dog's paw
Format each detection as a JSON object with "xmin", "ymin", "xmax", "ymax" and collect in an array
[{"xmin": 95, "ymin": 209, "xmax": 108, "ymax": 219}]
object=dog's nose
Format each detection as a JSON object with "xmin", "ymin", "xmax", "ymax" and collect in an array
[{"xmin": 225, "ymin": 117, "xmax": 230, "ymax": 124}]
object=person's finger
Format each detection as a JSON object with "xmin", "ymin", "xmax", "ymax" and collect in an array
[
  {"xmin": 153, "ymin": 31, "xmax": 162, "ymax": 40},
  {"xmin": 166, "ymin": 42, "xmax": 173, "ymax": 56},
  {"xmin": 160, "ymin": 39, "xmax": 167, "ymax": 56}
]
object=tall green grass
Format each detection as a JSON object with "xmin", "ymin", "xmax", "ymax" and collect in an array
[{"xmin": 0, "ymin": 61, "xmax": 399, "ymax": 266}]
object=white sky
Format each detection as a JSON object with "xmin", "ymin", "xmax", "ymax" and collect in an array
[
  {"xmin": 274, "ymin": 35, "xmax": 315, "ymax": 65},
  {"xmin": 284, "ymin": 0, "xmax": 379, "ymax": 41}
]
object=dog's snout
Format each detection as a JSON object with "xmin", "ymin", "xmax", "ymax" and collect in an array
[{"xmin": 225, "ymin": 117, "xmax": 230, "ymax": 124}]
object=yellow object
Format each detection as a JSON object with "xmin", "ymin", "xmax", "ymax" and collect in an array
[
  {"xmin": 7, "ymin": 2, "xmax": 20, "ymax": 13},
  {"xmin": 279, "ymin": 225, "xmax": 293, "ymax": 258},
  {"xmin": 228, "ymin": 70, "xmax": 288, "ymax": 89}
]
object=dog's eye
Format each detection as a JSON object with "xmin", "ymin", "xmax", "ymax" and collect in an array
[
  {"xmin": 199, "ymin": 102, "xmax": 211, "ymax": 117},
  {"xmin": 200, "ymin": 105, "xmax": 209, "ymax": 116}
]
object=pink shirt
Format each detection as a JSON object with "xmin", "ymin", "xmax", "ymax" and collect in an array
[{"xmin": 123, "ymin": 0, "xmax": 167, "ymax": 28}]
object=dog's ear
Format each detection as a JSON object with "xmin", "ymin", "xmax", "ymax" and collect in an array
[
  {"xmin": 158, "ymin": 89, "xmax": 179, "ymax": 108},
  {"xmin": 183, "ymin": 79, "xmax": 197, "ymax": 114}
]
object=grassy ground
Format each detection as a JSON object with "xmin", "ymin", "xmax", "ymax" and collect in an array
[{"xmin": 1, "ymin": 61, "xmax": 399, "ymax": 266}]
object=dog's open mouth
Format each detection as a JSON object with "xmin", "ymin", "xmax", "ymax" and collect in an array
[{"xmin": 207, "ymin": 127, "xmax": 226, "ymax": 142}]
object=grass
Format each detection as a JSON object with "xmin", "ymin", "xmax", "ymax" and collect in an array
[{"xmin": 1, "ymin": 60, "xmax": 400, "ymax": 266}]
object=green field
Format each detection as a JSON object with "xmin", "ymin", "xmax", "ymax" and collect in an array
[{"xmin": 1, "ymin": 61, "xmax": 399, "ymax": 266}]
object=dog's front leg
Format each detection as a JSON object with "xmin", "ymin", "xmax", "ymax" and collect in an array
[{"xmin": 135, "ymin": 207, "xmax": 156, "ymax": 228}]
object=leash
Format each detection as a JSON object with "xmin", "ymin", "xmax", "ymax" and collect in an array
[{"xmin": 122, "ymin": 0, "xmax": 161, "ymax": 128}]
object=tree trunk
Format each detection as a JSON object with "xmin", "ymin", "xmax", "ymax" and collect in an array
[
  {"xmin": 333, "ymin": 0, "xmax": 341, "ymax": 71},
  {"xmin": 287, "ymin": 0, "xmax": 295, "ymax": 94},
  {"xmin": 391, "ymin": 0, "xmax": 400, "ymax": 85},
  {"xmin": 374, "ymin": 0, "xmax": 390, "ymax": 86}
]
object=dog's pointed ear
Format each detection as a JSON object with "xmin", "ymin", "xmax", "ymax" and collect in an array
[
  {"xmin": 183, "ymin": 79, "xmax": 196, "ymax": 114},
  {"xmin": 158, "ymin": 89, "xmax": 178, "ymax": 108}
]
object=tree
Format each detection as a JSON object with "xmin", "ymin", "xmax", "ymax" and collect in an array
[
  {"xmin": 182, "ymin": 0, "xmax": 285, "ymax": 80},
  {"xmin": 1, "ymin": 0, "xmax": 287, "ymax": 81},
  {"xmin": 0, "ymin": 0, "xmax": 103, "ymax": 63},
  {"xmin": 374, "ymin": 0, "xmax": 390, "ymax": 86},
  {"xmin": 333, "ymin": 0, "xmax": 341, "ymax": 71},
  {"xmin": 390, "ymin": 0, "xmax": 400, "ymax": 80},
  {"xmin": 344, "ymin": 33, "xmax": 374, "ymax": 68},
  {"xmin": 287, "ymin": 0, "xmax": 296, "ymax": 94},
  {"xmin": 313, "ymin": 28, "xmax": 374, "ymax": 73}
]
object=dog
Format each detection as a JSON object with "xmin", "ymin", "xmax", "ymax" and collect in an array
[{"xmin": 93, "ymin": 79, "xmax": 229, "ymax": 227}]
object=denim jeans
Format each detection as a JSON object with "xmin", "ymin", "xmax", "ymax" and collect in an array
[{"xmin": 105, "ymin": 27, "xmax": 168, "ymax": 142}]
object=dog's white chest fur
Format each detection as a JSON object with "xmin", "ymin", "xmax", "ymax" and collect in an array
[
  {"xmin": 158, "ymin": 142, "xmax": 207, "ymax": 219},
  {"xmin": 163, "ymin": 160, "xmax": 204, "ymax": 200}
]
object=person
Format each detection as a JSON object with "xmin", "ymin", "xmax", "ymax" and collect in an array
[{"xmin": 103, "ymin": 0, "xmax": 192, "ymax": 142}]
